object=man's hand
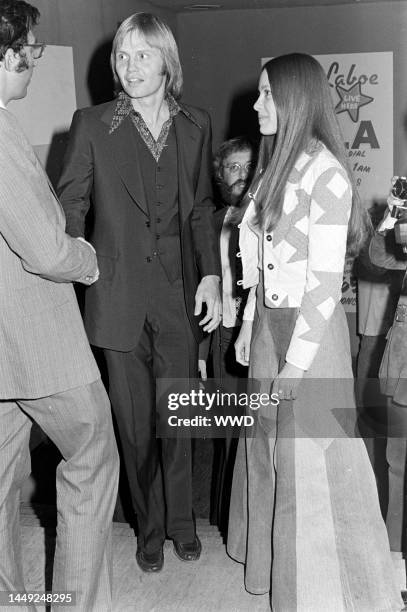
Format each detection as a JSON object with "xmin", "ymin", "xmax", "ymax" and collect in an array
[
  {"xmin": 80, "ymin": 271, "xmax": 99, "ymax": 286},
  {"xmin": 272, "ymin": 362, "xmax": 305, "ymax": 401},
  {"xmin": 76, "ymin": 237, "xmax": 99, "ymax": 285},
  {"xmin": 235, "ymin": 320, "xmax": 253, "ymax": 366},
  {"xmin": 194, "ymin": 275, "xmax": 222, "ymax": 333}
]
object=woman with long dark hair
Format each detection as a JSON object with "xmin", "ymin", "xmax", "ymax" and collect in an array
[{"xmin": 227, "ymin": 53, "xmax": 402, "ymax": 611}]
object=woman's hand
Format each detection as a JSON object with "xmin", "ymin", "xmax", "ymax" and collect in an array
[
  {"xmin": 235, "ymin": 320, "xmax": 253, "ymax": 366},
  {"xmin": 272, "ymin": 362, "xmax": 305, "ymax": 401}
]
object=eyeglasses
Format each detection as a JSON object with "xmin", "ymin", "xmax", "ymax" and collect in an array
[
  {"xmin": 222, "ymin": 162, "xmax": 253, "ymax": 174},
  {"xmin": 25, "ymin": 43, "xmax": 46, "ymax": 59}
]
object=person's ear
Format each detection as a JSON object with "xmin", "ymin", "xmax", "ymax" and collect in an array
[{"xmin": 3, "ymin": 47, "xmax": 20, "ymax": 71}]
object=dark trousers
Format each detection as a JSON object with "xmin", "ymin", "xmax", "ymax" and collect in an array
[
  {"xmin": 357, "ymin": 334, "xmax": 389, "ymax": 514},
  {"xmin": 357, "ymin": 333, "xmax": 407, "ymax": 552},
  {"xmin": 210, "ymin": 325, "xmax": 248, "ymax": 533},
  {"xmin": 104, "ymin": 264, "xmax": 197, "ymax": 553}
]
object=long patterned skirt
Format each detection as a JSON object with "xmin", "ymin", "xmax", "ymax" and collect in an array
[{"xmin": 227, "ymin": 295, "xmax": 403, "ymax": 611}]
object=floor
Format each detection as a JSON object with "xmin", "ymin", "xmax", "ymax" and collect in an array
[
  {"xmin": 21, "ymin": 437, "xmax": 271, "ymax": 610},
  {"xmin": 22, "ymin": 434, "xmax": 407, "ymax": 611},
  {"xmin": 20, "ymin": 504, "xmax": 270, "ymax": 612}
]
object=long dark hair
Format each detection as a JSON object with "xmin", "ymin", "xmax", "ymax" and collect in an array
[{"xmin": 250, "ymin": 53, "xmax": 369, "ymax": 255}]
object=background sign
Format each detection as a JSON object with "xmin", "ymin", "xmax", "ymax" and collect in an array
[
  {"xmin": 317, "ymin": 53, "xmax": 393, "ymax": 313},
  {"xmin": 9, "ymin": 45, "xmax": 76, "ymax": 146},
  {"xmin": 9, "ymin": 45, "xmax": 76, "ymax": 171}
]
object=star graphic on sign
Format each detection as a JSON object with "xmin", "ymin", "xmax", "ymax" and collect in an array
[{"xmin": 334, "ymin": 81, "xmax": 373, "ymax": 123}]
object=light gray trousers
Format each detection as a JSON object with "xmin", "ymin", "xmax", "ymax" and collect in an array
[{"xmin": 0, "ymin": 379, "xmax": 119, "ymax": 611}]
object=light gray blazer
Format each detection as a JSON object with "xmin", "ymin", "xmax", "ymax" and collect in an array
[{"xmin": 0, "ymin": 109, "xmax": 100, "ymax": 399}]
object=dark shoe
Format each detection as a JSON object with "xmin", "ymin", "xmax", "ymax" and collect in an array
[
  {"xmin": 173, "ymin": 535, "xmax": 202, "ymax": 561},
  {"xmin": 136, "ymin": 546, "xmax": 164, "ymax": 573}
]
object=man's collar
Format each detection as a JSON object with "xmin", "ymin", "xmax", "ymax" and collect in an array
[
  {"xmin": 109, "ymin": 91, "xmax": 181, "ymax": 134},
  {"xmin": 0, "ymin": 98, "xmax": 6, "ymax": 109}
]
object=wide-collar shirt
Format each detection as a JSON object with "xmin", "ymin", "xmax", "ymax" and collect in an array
[
  {"xmin": 109, "ymin": 91, "xmax": 180, "ymax": 161},
  {"xmin": 239, "ymin": 142, "xmax": 352, "ymax": 371}
]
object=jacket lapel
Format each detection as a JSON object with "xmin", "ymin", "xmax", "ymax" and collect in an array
[
  {"xmin": 101, "ymin": 105, "xmax": 148, "ymax": 215},
  {"xmin": 173, "ymin": 110, "xmax": 201, "ymax": 224}
]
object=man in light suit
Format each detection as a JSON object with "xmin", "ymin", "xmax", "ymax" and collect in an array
[
  {"xmin": 0, "ymin": 2, "xmax": 119, "ymax": 609},
  {"xmin": 58, "ymin": 13, "xmax": 221, "ymax": 573}
]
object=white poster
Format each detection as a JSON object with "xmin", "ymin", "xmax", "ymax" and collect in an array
[
  {"xmin": 319, "ymin": 53, "xmax": 393, "ymax": 312},
  {"xmin": 9, "ymin": 45, "xmax": 76, "ymax": 147},
  {"xmin": 317, "ymin": 52, "xmax": 393, "ymax": 205}
]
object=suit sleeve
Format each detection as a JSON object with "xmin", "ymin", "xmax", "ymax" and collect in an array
[
  {"xmin": 190, "ymin": 111, "xmax": 221, "ymax": 279},
  {"xmin": 58, "ymin": 109, "xmax": 94, "ymax": 238},
  {"xmin": 0, "ymin": 115, "xmax": 97, "ymax": 283},
  {"xmin": 285, "ymin": 165, "xmax": 351, "ymax": 371}
]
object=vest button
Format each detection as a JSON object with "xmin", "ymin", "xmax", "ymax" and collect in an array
[
  {"xmin": 146, "ymin": 256, "xmax": 152, "ymax": 262},
  {"xmin": 266, "ymin": 235, "xmax": 272, "ymax": 242},
  {"xmin": 271, "ymin": 294, "xmax": 278, "ymax": 301},
  {"xmin": 145, "ymin": 221, "xmax": 150, "ymax": 227},
  {"xmin": 267, "ymin": 263, "xmax": 274, "ymax": 270}
]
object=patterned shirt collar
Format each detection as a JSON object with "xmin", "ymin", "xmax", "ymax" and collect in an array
[{"xmin": 109, "ymin": 91, "xmax": 181, "ymax": 134}]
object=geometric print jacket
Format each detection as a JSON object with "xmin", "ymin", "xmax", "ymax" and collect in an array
[{"xmin": 239, "ymin": 141, "xmax": 352, "ymax": 371}]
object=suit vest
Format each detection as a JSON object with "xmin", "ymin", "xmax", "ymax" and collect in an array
[{"xmin": 135, "ymin": 124, "xmax": 182, "ymax": 284}]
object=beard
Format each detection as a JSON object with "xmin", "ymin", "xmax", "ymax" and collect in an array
[{"xmin": 219, "ymin": 179, "xmax": 248, "ymax": 207}]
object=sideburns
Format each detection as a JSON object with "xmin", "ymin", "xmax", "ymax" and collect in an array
[{"xmin": 15, "ymin": 50, "xmax": 30, "ymax": 73}]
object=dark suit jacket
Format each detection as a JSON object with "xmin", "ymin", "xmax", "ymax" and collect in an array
[{"xmin": 58, "ymin": 100, "xmax": 220, "ymax": 350}]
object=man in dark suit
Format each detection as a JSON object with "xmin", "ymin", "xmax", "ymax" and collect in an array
[{"xmin": 58, "ymin": 12, "xmax": 221, "ymax": 573}]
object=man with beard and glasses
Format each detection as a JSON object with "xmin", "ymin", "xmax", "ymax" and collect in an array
[
  {"xmin": 199, "ymin": 137, "xmax": 256, "ymax": 533},
  {"xmin": 214, "ymin": 137, "xmax": 255, "ymax": 209}
]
